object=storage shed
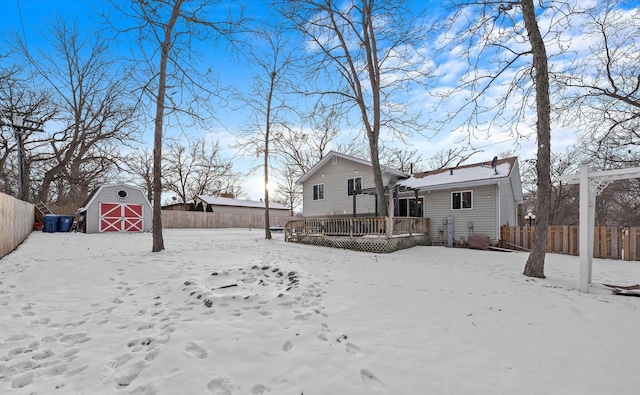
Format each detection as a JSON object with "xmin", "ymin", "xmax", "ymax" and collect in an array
[{"xmin": 77, "ymin": 184, "xmax": 153, "ymax": 233}]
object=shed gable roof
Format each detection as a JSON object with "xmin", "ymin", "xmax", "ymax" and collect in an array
[
  {"xmin": 78, "ymin": 183, "xmax": 152, "ymax": 212},
  {"xmin": 295, "ymin": 151, "xmax": 409, "ymax": 185}
]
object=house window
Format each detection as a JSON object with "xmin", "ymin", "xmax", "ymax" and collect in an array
[
  {"xmin": 347, "ymin": 177, "xmax": 362, "ymax": 196},
  {"xmin": 394, "ymin": 197, "xmax": 424, "ymax": 217},
  {"xmin": 452, "ymin": 191, "xmax": 472, "ymax": 210},
  {"xmin": 313, "ymin": 183, "xmax": 325, "ymax": 200}
]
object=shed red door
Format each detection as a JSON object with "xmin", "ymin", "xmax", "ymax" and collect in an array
[{"xmin": 99, "ymin": 203, "xmax": 144, "ymax": 232}]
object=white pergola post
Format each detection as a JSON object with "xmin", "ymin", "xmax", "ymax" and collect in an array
[
  {"xmin": 559, "ymin": 164, "xmax": 640, "ymax": 293},
  {"xmin": 578, "ymin": 163, "xmax": 596, "ymax": 293}
]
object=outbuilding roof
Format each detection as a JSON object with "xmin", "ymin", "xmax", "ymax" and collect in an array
[
  {"xmin": 196, "ymin": 195, "xmax": 289, "ymax": 210},
  {"xmin": 78, "ymin": 183, "xmax": 152, "ymax": 212}
]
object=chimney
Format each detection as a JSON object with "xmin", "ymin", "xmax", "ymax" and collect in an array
[{"xmin": 220, "ymin": 193, "xmax": 234, "ymax": 199}]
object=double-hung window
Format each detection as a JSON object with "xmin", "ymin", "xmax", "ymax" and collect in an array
[
  {"xmin": 347, "ymin": 177, "xmax": 362, "ymax": 196},
  {"xmin": 452, "ymin": 191, "xmax": 472, "ymax": 210},
  {"xmin": 313, "ymin": 183, "xmax": 325, "ymax": 200}
]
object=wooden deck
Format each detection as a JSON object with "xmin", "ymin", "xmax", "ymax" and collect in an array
[{"xmin": 284, "ymin": 217, "xmax": 430, "ymax": 253}]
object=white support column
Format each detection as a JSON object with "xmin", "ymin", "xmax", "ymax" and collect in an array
[
  {"xmin": 558, "ymin": 164, "xmax": 640, "ymax": 293},
  {"xmin": 579, "ymin": 162, "xmax": 591, "ymax": 293}
]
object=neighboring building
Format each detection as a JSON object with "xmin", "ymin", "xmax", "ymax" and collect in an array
[
  {"xmin": 161, "ymin": 201, "xmax": 191, "ymax": 211},
  {"xmin": 296, "ymin": 152, "xmax": 523, "ymax": 243},
  {"xmin": 77, "ymin": 184, "xmax": 153, "ymax": 233},
  {"xmin": 194, "ymin": 195, "xmax": 290, "ymax": 217},
  {"xmin": 295, "ymin": 151, "xmax": 409, "ymax": 217}
]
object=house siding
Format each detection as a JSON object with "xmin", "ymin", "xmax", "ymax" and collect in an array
[
  {"xmin": 303, "ymin": 157, "xmax": 383, "ymax": 217},
  {"xmin": 499, "ymin": 179, "xmax": 517, "ymax": 227},
  {"xmin": 423, "ymin": 184, "xmax": 499, "ymax": 243},
  {"xmin": 85, "ymin": 185, "xmax": 153, "ymax": 233}
]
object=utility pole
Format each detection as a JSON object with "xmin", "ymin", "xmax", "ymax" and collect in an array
[
  {"xmin": 0, "ymin": 115, "xmax": 43, "ymax": 201},
  {"xmin": 13, "ymin": 116, "xmax": 27, "ymax": 201}
]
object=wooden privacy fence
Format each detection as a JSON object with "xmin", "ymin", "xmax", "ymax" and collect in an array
[
  {"xmin": 0, "ymin": 193, "xmax": 34, "ymax": 259},
  {"xmin": 161, "ymin": 210, "xmax": 293, "ymax": 229},
  {"xmin": 500, "ymin": 226, "xmax": 639, "ymax": 261}
]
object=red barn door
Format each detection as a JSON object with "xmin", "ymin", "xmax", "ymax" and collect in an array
[{"xmin": 99, "ymin": 203, "xmax": 144, "ymax": 232}]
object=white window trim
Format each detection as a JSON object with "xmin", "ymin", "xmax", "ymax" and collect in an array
[
  {"xmin": 451, "ymin": 190, "xmax": 473, "ymax": 210},
  {"xmin": 346, "ymin": 176, "xmax": 363, "ymax": 197},
  {"xmin": 313, "ymin": 183, "xmax": 325, "ymax": 201}
]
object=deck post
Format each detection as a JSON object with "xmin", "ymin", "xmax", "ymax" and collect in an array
[{"xmin": 386, "ymin": 188, "xmax": 394, "ymax": 238}]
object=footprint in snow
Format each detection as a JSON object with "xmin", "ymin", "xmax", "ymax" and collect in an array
[
  {"xmin": 207, "ymin": 377, "xmax": 238, "ymax": 394},
  {"xmin": 185, "ymin": 341, "xmax": 208, "ymax": 359},
  {"xmin": 361, "ymin": 368, "xmax": 385, "ymax": 391}
]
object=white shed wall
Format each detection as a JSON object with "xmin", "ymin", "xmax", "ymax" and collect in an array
[{"xmin": 85, "ymin": 185, "xmax": 153, "ymax": 233}]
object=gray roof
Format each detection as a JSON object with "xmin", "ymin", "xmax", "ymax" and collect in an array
[
  {"xmin": 196, "ymin": 195, "xmax": 289, "ymax": 210},
  {"xmin": 398, "ymin": 157, "xmax": 523, "ymax": 203}
]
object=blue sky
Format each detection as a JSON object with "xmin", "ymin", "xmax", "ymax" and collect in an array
[{"xmin": 2, "ymin": 0, "xmax": 613, "ymax": 201}]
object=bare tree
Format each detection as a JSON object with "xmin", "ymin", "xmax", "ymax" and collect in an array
[
  {"xmin": 163, "ymin": 136, "xmax": 238, "ymax": 204},
  {"xmin": 274, "ymin": 104, "xmax": 341, "ymax": 174},
  {"xmin": 425, "ymin": 147, "xmax": 482, "ymax": 171},
  {"xmin": 558, "ymin": 0, "xmax": 640, "ymax": 166},
  {"xmin": 233, "ymin": 23, "xmax": 299, "ymax": 239},
  {"xmin": 116, "ymin": 0, "xmax": 246, "ymax": 251},
  {"xmin": 0, "ymin": 69, "xmax": 56, "ymax": 200},
  {"xmin": 14, "ymin": 20, "xmax": 140, "ymax": 206},
  {"xmin": 378, "ymin": 147, "xmax": 425, "ymax": 173},
  {"xmin": 521, "ymin": 149, "xmax": 582, "ymax": 226},
  {"xmin": 520, "ymin": 0, "xmax": 552, "ymax": 278},
  {"xmin": 278, "ymin": 0, "xmax": 433, "ymax": 216},
  {"xmin": 272, "ymin": 163, "xmax": 303, "ymax": 216},
  {"xmin": 123, "ymin": 148, "xmax": 155, "ymax": 202},
  {"xmin": 441, "ymin": 1, "xmax": 572, "ymax": 278}
]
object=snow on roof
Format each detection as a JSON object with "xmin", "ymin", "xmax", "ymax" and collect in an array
[
  {"xmin": 196, "ymin": 195, "xmax": 289, "ymax": 210},
  {"xmin": 398, "ymin": 157, "xmax": 517, "ymax": 190}
]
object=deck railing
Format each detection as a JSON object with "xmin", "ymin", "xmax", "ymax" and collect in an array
[{"xmin": 285, "ymin": 217, "xmax": 429, "ymax": 239}]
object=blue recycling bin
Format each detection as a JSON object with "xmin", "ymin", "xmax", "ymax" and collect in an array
[
  {"xmin": 58, "ymin": 215, "xmax": 74, "ymax": 232},
  {"xmin": 43, "ymin": 214, "xmax": 59, "ymax": 233}
]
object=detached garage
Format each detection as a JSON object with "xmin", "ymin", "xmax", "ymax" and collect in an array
[{"xmin": 77, "ymin": 184, "xmax": 153, "ymax": 233}]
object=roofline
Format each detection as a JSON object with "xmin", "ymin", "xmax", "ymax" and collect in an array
[
  {"xmin": 295, "ymin": 150, "xmax": 409, "ymax": 185},
  {"xmin": 78, "ymin": 183, "xmax": 152, "ymax": 212},
  {"xmin": 411, "ymin": 156, "xmax": 518, "ymax": 179},
  {"xmin": 195, "ymin": 195, "xmax": 289, "ymax": 210}
]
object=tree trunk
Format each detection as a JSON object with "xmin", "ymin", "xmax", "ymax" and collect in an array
[
  {"xmin": 521, "ymin": 0, "xmax": 551, "ymax": 278},
  {"xmin": 264, "ymin": 136, "xmax": 271, "ymax": 240},
  {"xmin": 152, "ymin": 0, "xmax": 184, "ymax": 252}
]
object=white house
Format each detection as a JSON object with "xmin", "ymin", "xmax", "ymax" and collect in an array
[
  {"xmin": 296, "ymin": 152, "xmax": 523, "ymax": 243},
  {"xmin": 295, "ymin": 151, "xmax": 408, "ymax": 217}
]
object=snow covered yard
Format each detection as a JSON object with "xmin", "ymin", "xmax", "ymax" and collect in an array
[{"xmin": 1, "ymin": 228, "xmax": 640, "ymax": 395}]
